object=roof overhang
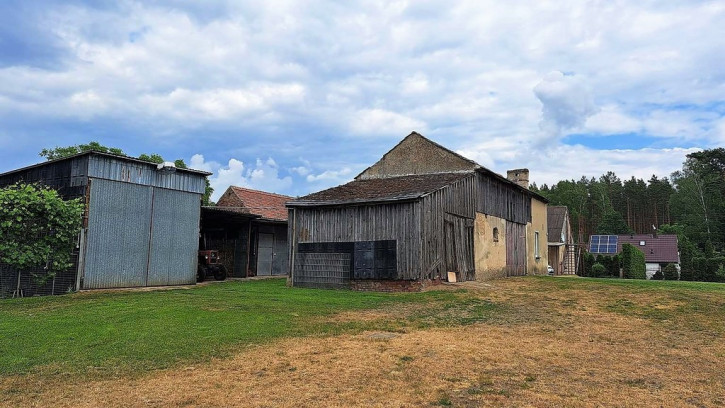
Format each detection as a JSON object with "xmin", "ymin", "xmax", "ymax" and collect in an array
[
  {"xmin": 201, "ymin": 206, "xmax": 259, "ymax": 223},
  {"xmin": 287, "ymin": 194, "xmax": 422, "ymax": 208}
]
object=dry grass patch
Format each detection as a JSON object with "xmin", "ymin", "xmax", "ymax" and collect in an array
[{"xmin": 2, "ymin": 277, "xmax": 725, "ymax": 407}]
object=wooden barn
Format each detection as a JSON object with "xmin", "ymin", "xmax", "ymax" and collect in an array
[{"xmin": 287, "ymin": 132, "xmax": 548, "ymax": 290}]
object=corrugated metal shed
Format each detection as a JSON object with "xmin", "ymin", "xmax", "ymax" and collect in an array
[{"xmin": 0, "ymin": 151, "xmax": 210, "ymax": 295}]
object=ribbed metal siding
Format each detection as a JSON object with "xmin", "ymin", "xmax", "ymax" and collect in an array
[
  {"xmin": 84, "ymin": 179, "xmax": 153, "ymax": 289},
  {"xmin": 87, "ymin": 156, "xmax": 206, "ymax": 194},
  {"xmin": 147, "ymin": 188, "xmax": 199, "ymax": 286}
]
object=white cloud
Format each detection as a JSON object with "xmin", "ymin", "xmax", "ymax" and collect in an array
[
  {"xmin": 348, "ymin": 109, "xmax": 426, "ymax": 136},
  {"xmin": 456, "ymin": 142, "xmax": 698, "ymax": 189},
  {"xmin": 1, "ymin": 0, "xmax": 724, "ymax": 186},
  {"xmin": 533, "ymin": 71, "xmax": 598, "ymax": 138},
  {"xmin": 190, "ymin": 154, "xmax": 293, "ymax": 201},
  {"xmin": 306, "ymin": 168, "xmax": 353, "ymax": 183}
]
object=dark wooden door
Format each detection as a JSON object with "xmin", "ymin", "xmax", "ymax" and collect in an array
[
  {"xmin": 444, "ymin": 214, "xmax": 474, "ymax": 281},
  {"xmin": 505, "ymin": 222, "xmax": 527, "ymax": 276}
]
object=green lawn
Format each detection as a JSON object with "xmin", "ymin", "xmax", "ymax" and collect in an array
[
  {"xmin": 0, "ymin": 279, "xmax": 466, "ymax": 378},
  {"xmin": 2, "ymin": 276, "xmax": 724, "ymax": 381}
]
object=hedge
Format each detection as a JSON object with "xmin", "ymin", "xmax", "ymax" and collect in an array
[
  {"xmin": 621, "ymin": 243, "xmax": 646, "ymax": 279},
  {"xmin": 591, "ymin": 263, "xmax": 606, "ymax": 277},
  {"xmin": 691, "ymin": 257, "xmax": 725, "ymax": 282},
  {"xmin": 663, "ymin": 263, "xmax": 679, "ymax": 281}
]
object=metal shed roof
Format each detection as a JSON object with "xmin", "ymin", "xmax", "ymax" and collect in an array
[{"xmin": 0, "ymin": 150, "xmax": 212, "ymax": 178}]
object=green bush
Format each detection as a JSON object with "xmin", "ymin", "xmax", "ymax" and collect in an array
[
  {"xmin": 582, "ymin": 252, "xmax": 595, "ymax": 277},
  {"xmin": 591, "ymin": 263, "xmax": 606, "ymax": 277},
  {"xmin": 692, "ymin": 257, "xmax": 725, "ymax": 282},
  {"xmin": 663, "ymin": 263, "xmax": 679, "ymax": 281},
  {"xmin": 679, "ymin": 265, "xmax": 695, "ymax": 281},
  {"xmin": 651, "ymin": 270, "xmax": 664, "ymax": 280},
  {"xmin": 716, "ymin": 265, "xmax": 725, "ymax": 283},
  {"xmin": 692, "ymin": 256, "xmax": 725, "ymax": 282},
  {"xmin": 0, "ymin": 183, "xmax": 83, "ymax": 286},
  {"xmin": 622, "ymin": 243, "xmax": 646, "ymax": 280}
]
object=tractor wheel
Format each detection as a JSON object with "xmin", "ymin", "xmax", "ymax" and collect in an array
[
  {"xmin": 214, "ymin": 265, "xmax": 227, "ymax": 281},
  {"xmin": 197, "ymin": 265, "xmax": 208, "ymax": 282}
]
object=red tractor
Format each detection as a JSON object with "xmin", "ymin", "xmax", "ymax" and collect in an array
[{"xmin": 197, "ymin": 250, "xmax": 227, "ymax": 282}]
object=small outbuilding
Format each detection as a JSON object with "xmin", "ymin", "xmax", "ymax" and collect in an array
[
  {"xmin": 286, "ymin": 132, "xmax": 548, "ymax": 290},
  {"xmin": 547, "ymin": 205, "xmax": 576, "ymax": 275},
  {"xmin": 0, "ymin": 151, "xmax": 210, "ymax": 296},
  {"xmin": 205, "ymin": 186, "xmax": 292, "ymax": 277}
]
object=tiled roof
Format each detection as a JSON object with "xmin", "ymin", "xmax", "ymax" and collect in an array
[
  {"xmin": 288, "ymin": 172, "xmax": 474, "ymax": 206},
  {"xmin": 618, "ymin": 234, "xmax": 679, "ymax": 263},
  {"xmin": 220, "ymin": 186, "xmax": 292, "ymax": 221},
  {"xmin": 547, "ymin": 206, "xmax": 568, "ymax": 243}
]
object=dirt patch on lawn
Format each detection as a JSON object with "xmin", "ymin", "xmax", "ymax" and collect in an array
[{"xmin": 3, "ymin": 278, "xmax": 724, "ymax": 407}]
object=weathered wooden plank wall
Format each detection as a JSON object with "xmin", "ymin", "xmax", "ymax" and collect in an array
[
  {"xmin": 421, "ymin": 175, "xmax": 476, "ymax": 280},
  {"xmin": 476, "ymin": 174, "xmax": 531, "ymax": 225},
  {"xmin": 290, "ymin": 201, "xmax": 422, "ymax": 280}
]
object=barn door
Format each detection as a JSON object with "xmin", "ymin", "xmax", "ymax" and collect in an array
[
  {"xmin": 505, "ymin": 222, "xmax": 527, "ymax": 276},
  {"xmin": 444, "ymin": 214, "xmax": 474, "ymax": 282},
  {"xmin": 256, "ymin": 233, "xmax": 274, "ymax": 276}
]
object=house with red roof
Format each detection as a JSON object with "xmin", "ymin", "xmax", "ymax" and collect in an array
[{"xmin": 200, "ymin": 186, "xmax": 292, "ymax": 278}]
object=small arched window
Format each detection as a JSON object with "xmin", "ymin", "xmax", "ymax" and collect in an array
[{"xmin": 493, "ymin": 227, "xmax": 499, "ymax": 242}]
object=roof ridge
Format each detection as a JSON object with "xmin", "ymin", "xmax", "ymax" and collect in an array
[
  {"xmin": 230, "ymin": 185, "xmax": 293, "ymax": 199},
  {"xmin": 353, "ymin": 131, "xmax": 481, "ymax": 180}
]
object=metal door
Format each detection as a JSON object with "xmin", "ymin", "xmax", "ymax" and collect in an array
[
  {"xmin": 147, "ymin": 188, "xmax": 200, "ymax": 286},
  {"xmin": 83, "ymin": 179, "xmax": 153, "ymax": 289},
  {"xmin": 256, "ymin": 233, "xmax": 274, "ymax": 276}
]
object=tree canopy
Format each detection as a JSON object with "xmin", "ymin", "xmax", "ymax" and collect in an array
[
  {"xmin": 39, "ymin": 141, "xmax": 125, "ymax": 160},
  {"xmin": 533, "ymin": 147, "xmax": 725, "ymax": 282}
]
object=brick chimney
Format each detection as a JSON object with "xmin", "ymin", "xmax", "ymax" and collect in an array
[{"xmin": 507, "ymin": 168, "xmax": 530, "ymax": 189}]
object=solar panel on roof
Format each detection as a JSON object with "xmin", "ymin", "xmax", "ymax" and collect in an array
[{"xmin": 589, "ymin": 235, "xmax": 619, "ymax": 254}]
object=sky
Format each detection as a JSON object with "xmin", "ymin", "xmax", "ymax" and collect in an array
[{"xmin": 0, "ymin": 0, "xmax": 723, "ymax": 201}]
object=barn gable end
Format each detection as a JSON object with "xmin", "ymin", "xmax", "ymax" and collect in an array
[{"xmin": 356, "ymin": 132, "xmax": 479, "ymax": 180}]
